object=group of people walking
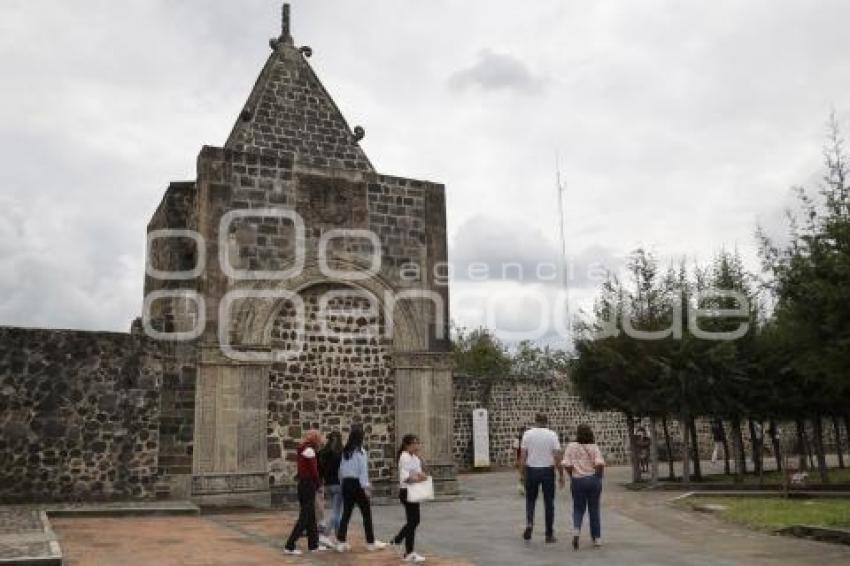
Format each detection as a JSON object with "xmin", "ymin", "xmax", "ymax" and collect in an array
[
  {"xmin": 283, "ymin": 416, "xmax": 605, "ymax": 559},
  {"xmin": 283, "ymin": 424, "xmax": 428, "ymax": 563},
  {"xmin": 518, "ymin": 414, "xmax": 606, "ymax": 550}
]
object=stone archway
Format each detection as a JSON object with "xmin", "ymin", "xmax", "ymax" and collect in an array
[
  {"xmin": 264, "ymin": 281, "xmax": 396, "ymax": 489},
  {"xmin": 231, "ymin": 256, "xmax": 428, "ymax": 354},
  {"xmin": 192, "ymin": 255, "xmax": 455, "ymax": 503}
]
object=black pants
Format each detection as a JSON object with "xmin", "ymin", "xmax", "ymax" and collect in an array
[
  {"xmin": 285, "ymin": 478, "xmax": 319, "ymax": 551},
  {"xmin": 336, "ymin": 477, "xmax": 375, "ymax": 543},
  {"xmin": 393, "ymin": 488, "xmax": 421, "ymax": 554},
  {"xmin": 525, "ymin": 466, "xmax": 556, "ymax": 537}
]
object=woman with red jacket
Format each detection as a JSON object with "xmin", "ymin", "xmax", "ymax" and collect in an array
[{"xmin": 284, "ymin": 429, "xmax": 325, "ymax": 555}]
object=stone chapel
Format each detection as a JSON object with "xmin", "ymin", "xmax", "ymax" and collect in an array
[
  {"xmin": 144, "ymin": 4, "xmax": 455, "ymax": 505},
  {"xmin": 0, "ymin": 4, "xmax": 635, "ymax": 507}
]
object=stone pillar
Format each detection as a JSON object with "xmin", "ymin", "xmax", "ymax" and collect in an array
[
  {"xmin": 393, "ymin": 352, "xmax": 457, "ymax": 495},
  {"xmin": 191, "ymin": 347, "xmax": 271, "ymax": 506}
]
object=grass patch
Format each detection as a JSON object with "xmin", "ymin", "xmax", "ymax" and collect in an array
[
  {"xmin": 683, "ymin": 497, "xmax": 850, "ymax": 531},
  {"xmin": 662, "ymin": 466, "xmax": 850, "ymax": 485}
]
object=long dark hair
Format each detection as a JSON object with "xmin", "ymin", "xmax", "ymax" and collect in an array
[
  {"xmin": 343, "ymin": 425, "xmax": 364, "ymax": 460},
  {"xmin": 397, "ymin": 434, "xmax": 419, "ymax": 460},
  {"xmin": 324, "ymin": 431, "xmax": 343, "ymax": 454}
]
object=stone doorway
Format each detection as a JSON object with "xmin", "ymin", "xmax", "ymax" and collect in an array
[{"xmin": 192, "ymin": 363, "xmax": 270, "ymax": 506}]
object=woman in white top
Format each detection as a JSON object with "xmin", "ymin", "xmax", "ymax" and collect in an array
[
  {"xmin": 392, "ymin": 434, "xmax": 428, "ymax": 563},
  {"xmin": 563, "ymin": 424, "xmax": 606, "ymax": 551}
]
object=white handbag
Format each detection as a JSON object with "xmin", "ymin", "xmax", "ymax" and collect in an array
[{"xmin": 406, "ymin": 477, "xmax": 435, "ymax": 503}]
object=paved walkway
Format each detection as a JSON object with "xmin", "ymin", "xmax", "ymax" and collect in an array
[
  {"xmin": 46, "ymin": 467, "xmax": 850, "ymax": 565},
  {"xmin": 51, "ymin": 512, "xmax": 470, "ymax": 566},
  {"xmin": 416, "ymin": 468, "xmax": 850, "ymax": 565},
  {"xmin": 0, "ymin": 506, "xmax": 61, "ymax": 564}
]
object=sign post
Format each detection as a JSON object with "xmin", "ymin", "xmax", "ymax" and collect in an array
[{"xmin": 472, "ymin": 408, "xmax": 491, "ymax": 469}]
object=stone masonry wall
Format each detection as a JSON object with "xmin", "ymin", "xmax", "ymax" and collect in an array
[
  {"xmin": 267, "ymin": 284, "xmax": 394, "ymax": 499},
  {"xmin": 225, "ymin": 43, "xmax": 373, "ymax": 172},
  {"xmin": 152, "ymin": 342, "xmax": 197, "ymax": 498},
  {"xmin": 453, "ymin": 374, "xmax": 630, "ymax": 469},
  {"xmin": 0, "ymin": 327, "xmax": 163, "ymax": 503},
  {"xmin": 144, "ymin": 181, "xmax": 199, "ymax": 335},
  {"xmin": 452, "ymin": 375, "xmax": 847, "ymax": 472},
  {"xmin": 367, "ymin": 176, "xmax": 427, "ymax": 273},
  {"xmin": 657, "ymin": 416, "xmax": 843, "ymax": 462}
]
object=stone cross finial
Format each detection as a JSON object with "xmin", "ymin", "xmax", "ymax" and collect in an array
[{"xmin": 281, "ymin": 4, "xmax": 292, "ymax": 43}]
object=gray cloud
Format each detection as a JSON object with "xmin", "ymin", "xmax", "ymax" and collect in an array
[
  {"xmin": 448, "ymin": 49, "xmax": 547, "ymax": 95},
  {"xmin": 449, "ymin": 216, "xmax": 622, "ymax": 288},
  {"xmin": 2, "ymin": 0, "xmax": 849, "ymax": 340}
]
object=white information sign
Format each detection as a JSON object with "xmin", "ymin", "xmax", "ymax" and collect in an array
[{"xmin": 472, "ymin": 408, "xmax": 491, "ymax": 468}]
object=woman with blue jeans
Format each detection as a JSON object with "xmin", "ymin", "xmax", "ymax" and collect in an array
[
  {"xmin": 317, "ymin": 431, "xmax": 343, "ymax": 546},
  {"xmin": 563, "ymin": 424, "xmax": 606, "ymax": 551}
]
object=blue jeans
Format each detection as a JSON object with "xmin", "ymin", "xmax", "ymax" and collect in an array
[
  {"xmin": 525, "ymin": 466, "xmax": 556, "ymax": 537},
  {"xmin": 326, "ymin": 484, "xmax": 343, "ymax": 535},
  {"xmin": 570, "ymin": 475, "xmax": 602, "ymax": 539}
]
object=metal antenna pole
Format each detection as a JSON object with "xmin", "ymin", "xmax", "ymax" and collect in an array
[{"xmin": 556, "ymin": 153, "xmax": 572, "ymax": 349}]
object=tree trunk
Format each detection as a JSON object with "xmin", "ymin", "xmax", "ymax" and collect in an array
[
  {"xmin": 625, "ymin": 412, "xmax": 641, "ymax": 483},
  {"xmin": 731, "ymin": 418, "xmax": 745, "ymax": 482},
  {"xmin": 769, "ymin": 419, "xmax": 782, "ymax": 473},
  {"xmin": 795, "ymin": 419, "xmax": 808, "ymax": 471},
  {"xmin": 662, "ymin": 416, "xmax": 675, "ymax": 480},
  {"xmin": 812, "ymin": 416, "xmax": 830, "ymax": 484},
  {"xmin": 833, "ymin": 416, "xmax": 845, "ymax": 469},
  {"xmin": 805, "ymin": 423, "xmax": 816, "ymax": 470},
  {"xmin": 748, "ymin": 419, "xmax": 762, "ymax": 477},
  {"xmin": 688, "ymin": 418, "xmax": 702, "ymax": 481},
  {"xmin": 722, "ymin": 424, "xmax": 731, "ymax": 476},
  {"xmin": 845, "ymin": 415, "xmax": 850, "ymax": 465},
  {"xmin": 649, "ymin": 416, "xmax": 659, "ymax": 487},
  {"xmin": 680, "ymin": 415, "xmax": 691, "ymax": 487},
  {"xmin": 845, "ymin": 416, "xmax": 850, "ymax": 462}
]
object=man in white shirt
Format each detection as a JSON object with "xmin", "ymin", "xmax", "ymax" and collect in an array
[{"xmin": 520, "ymin": 413, "xmax": 564, "ymax": 543}]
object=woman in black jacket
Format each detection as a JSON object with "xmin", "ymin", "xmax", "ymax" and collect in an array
[{"xmin": 317, "ymin": 431, "xmax": 343, "ymax": 546}]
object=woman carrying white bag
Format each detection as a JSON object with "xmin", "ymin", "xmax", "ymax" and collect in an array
[{"xmin": 391, "ymin": 434, "xmax": 431, "ymax": 563}]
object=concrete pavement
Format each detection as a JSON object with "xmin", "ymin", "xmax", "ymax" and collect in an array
[{"xmin": 46, "ymin": 467, "xmax": 850, "ymax": 565}]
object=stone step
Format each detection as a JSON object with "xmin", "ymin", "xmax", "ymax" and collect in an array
[
  {"xmin": 45, "ymin": 500, "xmax": 200, "ymax": 518},
  {"xmin": 0, "ymin": 509, "xmax": 62, "ymax": 566}
]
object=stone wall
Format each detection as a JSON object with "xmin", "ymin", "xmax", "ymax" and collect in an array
[
  {"xmin": 0, "ymin": 327, "xmax": 163, "ymax": 503},
  {"xmin": 152, "ymin": 342, "xmax": 197, "ymax": 499},
  {"xmin": 452, "ymin": 374, "xmax": 630, "ymax": 468},
  {"xmin": 144, "ymin": 181, "xmax": 199, "ymax": 335},
  {"xmin": 367, "ymin": 176, "xmax": 427, "ymax": 271},
  {"xmin": 452, "ymin": 374, "xmax": 848, "ymax": 472},
  {"xmin": 267, "ymin": 283, "xmax": 395, "ymax": 497},
  {"xmin": 663, "ymin": 416, "xmax": 843, "ymax": 462},
  {"xmin": 225, "ymin": 41, "xmax": 373, "ymax": 171}
]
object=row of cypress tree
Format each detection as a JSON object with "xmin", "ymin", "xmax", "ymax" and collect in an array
[{"xmin": 571, "ymin": 116, "xmax": 850, "ymax": 484}]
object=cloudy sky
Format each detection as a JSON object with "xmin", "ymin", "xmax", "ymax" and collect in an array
[{"xmin": 1, "ymin": 0, "xmax": 848, "ymax": 345}]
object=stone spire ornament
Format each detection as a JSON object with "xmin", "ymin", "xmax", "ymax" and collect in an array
[
  {"xmin": 270, "ymin": 3, "xmax": 294, "ymax": 50},
  {"xmin": 281, "ymin": 3, "xmax": 292, "ymax": 44}
]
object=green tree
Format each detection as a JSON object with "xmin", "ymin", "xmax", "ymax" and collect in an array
[
  {"xmin": 451, "ymin": 325, "xmax": 512, "ymax": 378},
  {"xmin": 573, "ymin": 249, "xmax": 682, "ymax": 482},
  {"xmin": 758, "ymin": 114, "xmax": 850, "ymax": 483},
  {"xmin": 510, "ymin": 340, "xmax": 571, "ymax": 380}
]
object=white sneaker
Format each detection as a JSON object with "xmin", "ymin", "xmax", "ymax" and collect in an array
[
  {"xmin": 318, "ymin": 535, "xmax": 334, "ymax": 548},
  {"xmin": 367, "ymin": 540, "xmax": 388, "ymax": 551},
  {"xmin": 593, "ymin": 539, "xmax": 602, "ymax": 548},
  {"xmin": 335, "ymin": 542, "xmax": 351, "ymax": 553},
  {"xmin": 404, "ymin": 552, "xmax": 426, "ymax": 563},
  {"xmin": 309, "ymin": 547, "xmax": 327, "ymax": 553},
  {"xmin": 283, "ymin": 548, "xmax": 302, "ymax": 555}
]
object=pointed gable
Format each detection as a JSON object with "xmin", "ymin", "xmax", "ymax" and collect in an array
[{"xmin": 225, "ymin": 39, "xmax": 373, "ymax": 172}]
